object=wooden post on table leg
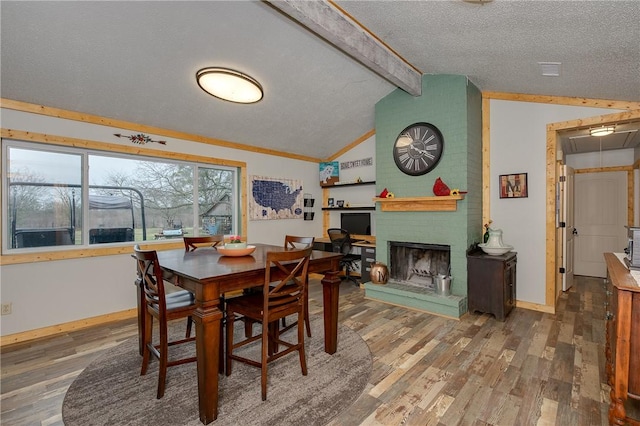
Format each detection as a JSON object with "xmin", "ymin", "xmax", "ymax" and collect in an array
[
  {"xmin": 195, "ymin": 303, "xmax": 223, "ymax": 424},
  {"xmin": 321, "ymin": 271, "xmax": 341, "ymax": 354}
]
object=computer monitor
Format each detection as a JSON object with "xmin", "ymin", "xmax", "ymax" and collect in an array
[{"xmin": 340, "ymin": 212, "xmax": 371, "ymax": 236}]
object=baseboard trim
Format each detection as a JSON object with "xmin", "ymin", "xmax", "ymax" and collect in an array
[
  {"xmin": 516, "ymin": 300, "xmax": 555, "ymax": 314},
  {"xmin": 0, "ymin": 308, "xmax": 137, "ymax": 347}
]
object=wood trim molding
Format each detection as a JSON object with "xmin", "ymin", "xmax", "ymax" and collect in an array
[
  {"xmin": 0, "ymin": 309, "xmax": 137, "ymax": 347},
  {"xmin": 0, "ymin": 128, "xmax": 248, "ymax": 266},
  {"xmin": 545, "ymin": 108, "xmax": 640, "ymax": 309},
  {"xmin": 327, "ymin": 129, "xmax": 375, "ymax": 161},
  {"xmin": 482, "ymin": 92, "xmax": 640, "ymax": 111},
  {"xmin": 0, "ymin": 98, "xmax": 323, "ymax": 163},
  {"xmin": 373, "ymin": 195, "xmax": 464, "ymax": 212}
]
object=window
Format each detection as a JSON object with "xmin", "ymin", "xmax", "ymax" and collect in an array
[{"xmin": 3, "ymin": 141, "xmax": 238, "ymax": 251}]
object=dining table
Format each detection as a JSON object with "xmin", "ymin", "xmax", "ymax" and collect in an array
[{"xmin": 144, "ymin": 243, "xmax": 343, "ymax": 424}]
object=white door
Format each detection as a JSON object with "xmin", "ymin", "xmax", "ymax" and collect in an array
[
  {"xmin": 561, "ymin": 165, "xmax": 575, "ymax": 291},
  {"xmin": 574, "ymin": 171, "xmax": 628, "ymax": 278}
]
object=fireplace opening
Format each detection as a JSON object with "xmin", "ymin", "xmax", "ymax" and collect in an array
[{"xmin": 389, "ymin": 241, "xmax": 450, "ymax": 290}]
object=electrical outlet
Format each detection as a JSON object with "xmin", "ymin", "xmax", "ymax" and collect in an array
[{"xmin": 1, "ymin": 303, "xmax": 12, "ymax": 315}]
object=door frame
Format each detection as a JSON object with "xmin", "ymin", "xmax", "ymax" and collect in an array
[{"xmin": 546, "ymin": 109, "xmax": 640, "ymax": 309}]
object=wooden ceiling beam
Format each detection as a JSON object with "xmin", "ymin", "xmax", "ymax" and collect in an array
[{"xmin": 266, "ymin": 0, "xmax": 422, "ymax": 96}]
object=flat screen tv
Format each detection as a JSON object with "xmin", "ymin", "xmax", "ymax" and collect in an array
[{"xmin": 340, "ymin": 212, "xmax": 371, "ymax": 236}]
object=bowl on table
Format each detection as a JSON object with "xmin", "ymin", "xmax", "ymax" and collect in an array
[{"xmin": 217, "ymin": 245, "xmax": 256, "ymax": 257}]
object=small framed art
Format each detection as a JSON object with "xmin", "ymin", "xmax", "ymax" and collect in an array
[
  {"xmin": 327, "ymin": 198, "xmax": 335, "ymax": 207},
  {"xmin": 499, "ymin": 173, "xmax": 528, "ymax": 199}
]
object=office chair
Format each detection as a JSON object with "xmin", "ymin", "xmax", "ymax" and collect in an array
[{"xmin": 327, "ymin": 228, "xmax": 360, "ymax": 286}]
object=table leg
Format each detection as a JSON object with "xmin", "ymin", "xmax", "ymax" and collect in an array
[
  {"xmin": 321, "ymin": 271, "xmax": 342, "ymax": 354},
  {"xmin": 194, "ymin": 303, "xmax": 223, "ymax": 424}
]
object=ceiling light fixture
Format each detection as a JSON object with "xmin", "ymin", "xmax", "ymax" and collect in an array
[
  {"xmin": 196, "ymin": 67, "xmax": 263, "ymax": 104},
  {"xmin": 590, "ymin": 126, "xmax": 615, "ymax": 137}
]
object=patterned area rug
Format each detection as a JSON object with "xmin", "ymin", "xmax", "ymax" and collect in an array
[{"xmin": 62, "ymin": 315, "xmax": 372, "ymax": 425}]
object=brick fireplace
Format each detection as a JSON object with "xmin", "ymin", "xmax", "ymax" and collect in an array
[{"xmin": 364, "ymin": 74, "xmax": 483, "ymax": 319}]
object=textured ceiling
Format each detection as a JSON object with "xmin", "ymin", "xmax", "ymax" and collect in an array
[{"xmin": 1, "ymin": 1, "xmax": 639, "ymax": 160}]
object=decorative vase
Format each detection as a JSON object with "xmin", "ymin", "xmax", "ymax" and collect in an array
[
  {"xmin": 370, "ymin": 261, "xmax": 389, "ymax": 284},
  {"xmin": 483, "ymin": 230, "xmax": 490, "ymax": 243},
  {"xmin": 486, "ymin": 229, "xmax": 505, "ymax": 247}
]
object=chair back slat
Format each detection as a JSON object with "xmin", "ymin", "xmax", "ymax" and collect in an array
[
  {"xmin": 184, "ymin": 235, "xmax": 224, "ymax": 252},
  {"xmin": 264, "ymin": 247, "xmax": 312, "ymax": 319},
  {"xmin": 284, "ymin": 235, "xmax": 315, "ymax": 250},
  {"xmin": 134, "ymin": 245, "xmax": 167, "ymax": 320},
  {"xmin": 182, "ymin": 234, "xmax": 224, "ymax": 251}
]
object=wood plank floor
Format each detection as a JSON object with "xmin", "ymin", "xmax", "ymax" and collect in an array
[{"xmin": 1, "ymin": 275, "xmax": 611, "ymax": 425}]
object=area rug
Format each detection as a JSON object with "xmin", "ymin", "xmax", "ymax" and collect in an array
[{"xmin": 62, "ymin": 315, "xmax": 372, "ymax": 425}]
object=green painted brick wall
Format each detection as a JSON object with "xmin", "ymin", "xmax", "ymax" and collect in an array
[{"xmin": 374, "ymin": 75, "xmax": 482, "ymax": 304}]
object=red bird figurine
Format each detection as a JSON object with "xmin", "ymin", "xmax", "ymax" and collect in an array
[{"xmin": 433, "ymin": 177, "xmax": 451, "ymax": 196}]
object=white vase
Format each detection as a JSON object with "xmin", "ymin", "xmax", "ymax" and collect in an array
[{"xmin": 486, "ymin": 229, "xmax": 505, "ymax": 247}]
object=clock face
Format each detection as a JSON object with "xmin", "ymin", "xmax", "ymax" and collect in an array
[{"xmin": 393, "ymin": 122, "xmax": 444, "ymax": 176}]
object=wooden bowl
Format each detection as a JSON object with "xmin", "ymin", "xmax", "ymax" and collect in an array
[{"xmin": 217, "ymin": 245, "xmax": 256, "ymax": 257}]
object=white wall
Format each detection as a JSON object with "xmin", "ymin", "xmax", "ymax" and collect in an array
[
  {"xmin": 324, "ymin": 136, "xmax": 377, "ymax": 234},
  {"xmin": 489, "ymin": 100, "xmax": 624, "ymax": 305},
  {"xmin": 0, "ymin": 108, "xmax": 324, "ymax": 336},
  {"xmin": 0, "ymin": 100, "xmax": 630, "ymax": 336}
]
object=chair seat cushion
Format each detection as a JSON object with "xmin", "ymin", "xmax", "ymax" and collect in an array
[{"xmin": 166, "ymin": 290, "xmax": 194, "ymax": 310}]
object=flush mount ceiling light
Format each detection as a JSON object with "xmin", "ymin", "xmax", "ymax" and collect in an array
[
  {"xmin": 590, "ymin": 126, "xmax": 615, "ymax": 137},
  {"xmin": 196, "ymin": 67, "xmax": 263, "ymax": 104}
]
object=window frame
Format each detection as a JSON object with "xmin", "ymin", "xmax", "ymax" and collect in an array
[{"xmin": 1, "ymin": 135, "xmax": 246, "ymax": 263}]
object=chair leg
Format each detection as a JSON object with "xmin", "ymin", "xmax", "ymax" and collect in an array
[
  {"xmin": 186, "ymin": 316, "xmax": 193, "ymax": 338},
  {"xmin": 261, "ymin": 323, "xmax": 269, "ymax": 401},
  {"xmin": 304, "ymin": 292, "xmax": 311, "ymax": 337},
  {"xmin": 225, "ymin": 311, "xmax": 234, "ymax": 377},
  {"xmin": 140, "ymin": 314, "xmax": 153, "ymax": 376},
  {"xmin": 298, "ymin": 315, "xmax": 308, "ymax": 377},
  {"xmin": 157, "ymin": 319, "xmax": 169, "ymax": 399}
]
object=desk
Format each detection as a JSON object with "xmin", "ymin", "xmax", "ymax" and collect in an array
[
  {"xmin": 313, "ymin": 237, "xmax": 376, "ymax": 282},
  {"xmin": 150, "ymin": 244, "xmax": 342, "ymax": 424}
]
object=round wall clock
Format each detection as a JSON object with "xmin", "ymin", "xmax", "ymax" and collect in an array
[{"xmin": 392, "ymin": 122, "xmax": 444, "ymax": 176}]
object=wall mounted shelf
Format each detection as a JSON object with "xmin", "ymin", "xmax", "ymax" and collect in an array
[
  {"xmin": 321, "ymin": 180, "xmax": 375, "ymax": 188},
  {"xmin": 321, "ymin": 206, "xmax": 376, "ymax": 211},
  {"xmin": 373, "ymin": 195, "xmax": 465, "ymax": 212}
]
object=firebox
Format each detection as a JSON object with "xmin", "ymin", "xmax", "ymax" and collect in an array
[{"xmin": 389, "ymin": 241, "xmax": 450, "ymax": 290}]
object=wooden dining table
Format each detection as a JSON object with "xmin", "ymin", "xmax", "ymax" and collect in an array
[{"xmin": 148, "ymin": 243, "xmax": 343, "ymax": 424}]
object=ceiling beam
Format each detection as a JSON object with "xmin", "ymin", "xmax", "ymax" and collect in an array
[{"xmin": 266, "ymin": 0, "xmax": 422, "ymax": 96}]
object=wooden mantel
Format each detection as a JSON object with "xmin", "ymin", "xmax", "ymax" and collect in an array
[{"xmin": 373, "ymin": 195, "xmax": 465, "ymax": 212}]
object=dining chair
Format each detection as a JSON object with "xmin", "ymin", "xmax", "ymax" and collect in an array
[
  {"xmin": 327, "ymin": 228, "xmax": 360, "ymax": 286},
  {"xmin": 281, "ymin": 235, "xmax": 315, "ymax": 337},
  {"xmin": 133, "ymin": 245, "xmax": 197, "ymax": 399},
  {"xmin": 183, "ymin": 234, "xmax": 224, "ymax": 252},
  {"xmin": 225, "ymin": 247, "xmax": 312, "ymax": 401}
]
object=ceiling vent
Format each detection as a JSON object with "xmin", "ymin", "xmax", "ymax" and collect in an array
[{"xmin": 538, "ymin": 62, "xmax": 561, "ymax": 77}]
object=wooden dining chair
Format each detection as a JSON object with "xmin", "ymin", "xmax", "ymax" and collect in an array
[
  {"xmin": 281, "ymin": 235, "xmax": 315, "ymax": 336},
  {"xmin": 134, "ymin": 245, "xmax": 197, "ymax": 399},
  {"xmin": 225, "ymin": 247, "xmax": 312, "ymax": 401},
  {"xmin": 183, "ymin": 235, "xmax": 224, "ymax": 252}
]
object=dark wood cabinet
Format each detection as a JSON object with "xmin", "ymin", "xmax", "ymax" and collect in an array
[
  {"xmin": 604, "ymin": 253, "xmax": 640, "ymax": 425},
  {"xmin": 360, "ymin": 245, "xmax": 376, "ymax": 283},
  {"xmin": 467, "ymin": 248, "xmax": 517, "ymax": 321}
]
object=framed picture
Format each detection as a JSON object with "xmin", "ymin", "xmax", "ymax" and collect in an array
[
  {"xmin": 327, "ymin": 197, "xmax": 335, "ymax": 207},
  {"xmin": 336, "ymin": 200, "xmax": 345, "ymax": 208},
  {"xmin": 499, "ymin": 173, "xmax": 528, "ymax": 199},
  {"xmin": 319, "ymin": 161, "xmax": 339, "ymax": 186}
]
